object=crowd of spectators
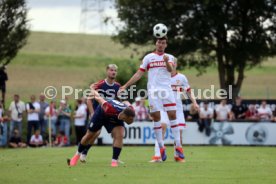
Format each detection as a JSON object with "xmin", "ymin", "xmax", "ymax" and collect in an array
[
  {"xmin": 0, "ymin": 94, "xmax": 88, "ymax": 148},
  {"xmin": 0, "ymin": 93, "xmax": 275, "ymax": 147}
]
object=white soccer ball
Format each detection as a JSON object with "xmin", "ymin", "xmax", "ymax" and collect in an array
[{"xmin": 153, "ymin": 23, "xmax": 168, "ymax": 38}]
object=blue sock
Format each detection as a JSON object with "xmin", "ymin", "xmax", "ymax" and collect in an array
[
  {"xmin": 112, "ymin": 147, "xmax": 122, "ymax": 160},
  {"xmin": 82, "ymin": 144, "xmax": 92, "ymax": 155},
  {"xmin": 77, "ymin": 143, "xmax": 87, "ymax": 153}
]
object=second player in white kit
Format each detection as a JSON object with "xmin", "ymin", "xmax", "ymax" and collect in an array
[{"xmin": 151, "ymin": 58, "xmax": 199, "ymax": 162}]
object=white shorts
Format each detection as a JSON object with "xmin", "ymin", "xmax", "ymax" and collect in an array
[
  {"xmin": 177, "ymin": 109, "xmax": 186, "ymax": 130},
  {"xmin": 148, "ymin": 89, "xmax": 176, "ymax": 113},
  {"xmin": 160, "ymin": 110, "xmax": 186, "ymax": 130}
]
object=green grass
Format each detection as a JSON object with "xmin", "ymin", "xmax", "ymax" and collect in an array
[{"xmin": 0, "ymin": 146, "xmax": 276, "ymax": 184}]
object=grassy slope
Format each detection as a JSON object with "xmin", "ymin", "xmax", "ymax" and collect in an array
[
  {"xmin": 6, "ymin": 31, "xmax": 276, "ymax": 103},
  {"xmin": 0, "ymin": 146, "xmax": 276, "ymax": 184}
]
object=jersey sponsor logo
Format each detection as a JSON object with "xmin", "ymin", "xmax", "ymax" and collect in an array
[{"xmin": 147, "ymin": 60, "xmax": 166, "ymax": 69}]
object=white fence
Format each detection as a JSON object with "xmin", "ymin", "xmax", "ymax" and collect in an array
[{"xmin": 100, "ymin": 122, "xmax": 276, "ymax": 146}]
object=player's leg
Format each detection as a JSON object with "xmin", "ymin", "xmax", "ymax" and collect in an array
[
  {"xmin": 149, "ymin": 91, "xmax": 167, "ymax": 161},
  {"xmin": 80, "ymin": 129, "xmax": 101, "ymax": 162},
  {"xmin": 68, "ymin": 109, "xmax": 103, "ymax": 166},
  {"xmin": 110, "ymin": 126, "xmax": 124, "ymax": 167},
  {"xmin": 163, "ymin": 90, "xmax": 184, "ymax": 161},
  {"xmin": 175, "ymin": 109, "xmax": 186, "ymax": 162},
  {"xmin": 68, "ymin": 130, "xmax": 97, "ymax": 166},
  {"xmin": 151, "ymin": 110, "xmax": 169, "ymax": 162}
]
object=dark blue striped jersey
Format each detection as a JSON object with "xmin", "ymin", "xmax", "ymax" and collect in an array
[{"xmin": 92, "ymin": 79, "xmax": 121, "ymax": 110}]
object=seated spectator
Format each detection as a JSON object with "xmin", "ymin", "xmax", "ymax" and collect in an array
[
  {"xmin": 133, "ymin": 97, "xmax": 149, "ymax": 121},
  {"xmin": 230, "ymin": 96, "xmax": 248, "ymax": 120},
  {"xmin": 54, "ymin": 131, "xmax": 68, "ymax": 147},
  {"xmin": 257, "ymin": 100, "xmax": 273, "ymax": 122},
  {"xmin": 215, "ymin": 99, "xmax": 231, "ymax": 122},
  {"xmin": 272, "ymin": 108, "xmax": 276, "ymax": 122},
  {"xmin": 44, "ymin": 128, "xmax": 56, "ymax": 146},
  {"xmin": 245, "ymin": 104, "xmax": 259, "ymax": 121},
  {"xmin": 29, "ymin": 130, "xmax": 43, "ymax": 147},
  {"xmin": 9, "ymin": 129, "xmax": 26, "ymax": 148},
  {"xmin": 199, "ymin": 102, "xmax": 213, "ymax": 136},
  {"xmin": 186, "ymin": 103, "xmax": 199, "ymax": 122}
]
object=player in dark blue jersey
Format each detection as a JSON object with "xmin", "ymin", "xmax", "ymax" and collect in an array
[
  {"xmin": 82, "ymin": 64, "xmax": 121, "ymax": 162},
  {"xmin": 68, "ymin": 88, "xmax": 135, "ymax": 167}
]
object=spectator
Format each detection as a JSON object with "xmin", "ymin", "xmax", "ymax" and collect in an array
[
  {"xmin": 54, "ymin": 130, "xmax": 68, "ymax": 147},
  {"xmin": 230, "ymin": 96, "xmax": 248, "ymax": 120},
  {"xmin": 257, "ymin": 100, "xmax": 273, "ymax": 122},
  {"xmin": 8, "ymin": 94, "xmax": 25, "ymax": 136},
  {"xmin": 73, "ymin": 99, "xmax": 87, "ymax": 144},
  {"xmin": 9, "ymin": 129, "xmax": 26, "ymax": 148},
  {"xmin": 0, "ymin": 66, "xmax": 8, "ymax": 104},
  {"xmin": 44, "ymin": 100, "xmax": 58, "ymax": 136},
  {"xmin": 58, "ymin": 99, "xmax": 71, "ymax": 145},
  {"xmin": 186, "ymin": 103, "xmax": 199, "ymax": 122},
  {"xmin": 133, "ymin": 97, "xmax": 149, "ymax": 121},
  {"xmin": 199, "ymin": 102, "xmax": 213, "ymax": 136},
  {"xmin": 39, "ymin": 94, "xmax": 49, "ymax": 138},
  {"xmin": 29, "ymin": 129, "xmax": 43, "ymax": 147},
  {"xmin": 0, "ymin": 105, "xmax": 8, "ymax": 147},
  {"xmin": 245, "ymin": 104, "xmax": 259, "ymax": 121},
  {"xmin": 215, "ymin": 99, "xmax": 231, "ymax": 122},
  {"xmin": 44, "ymin": 129, "xmax": 56, "ymax": 146},
  {"xmin": 26, "ymin": 95, "xmax": 40, "ymax": 143}
]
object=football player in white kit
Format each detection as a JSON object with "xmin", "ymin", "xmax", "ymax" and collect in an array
[
  {"xmin": 120, "ymin": 36, "xmax": 184, "ymax": 162},
  {"xmin": 150, "ymin": 57, "xmax": 199, "ymax": 162}
]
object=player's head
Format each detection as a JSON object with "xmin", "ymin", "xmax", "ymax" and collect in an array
[
  {"xmin": 106, "ymin": 64, "xmax": 118, "ymax": 80},
  {"xmin": 119, "ymin": 106, "xmax": 135, "ymax": 125},
  {"xmin": 155, "ymin": 36, "xmax": 168, "ymax": 53}
]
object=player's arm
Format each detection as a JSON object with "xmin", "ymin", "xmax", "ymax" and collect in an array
[
  {"xmin": 87, "ymin": 82, "xmax": 101, "ymax": 115},
  {"xmin": 186, "ymin": 89, "xmax": 199, "ymax": 110},
  {"xmin": 90, "ymin": 87, "xmax": 106, "ymax": 106},
  {"xmin": 163, "ymin": 55, "xmax": 174, "ymax": 72},
  {"xmin": 121, "ymin": 69, "xmax": 144, "ymax": 90}
]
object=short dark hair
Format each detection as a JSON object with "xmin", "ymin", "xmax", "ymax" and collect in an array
[
  {"xmin": 123, "ymin": 107, "xmax": 135, "ymax": 117},
  {"xmin": 155, "ymin": 36, "xmax": 168, "ymax": 42}
]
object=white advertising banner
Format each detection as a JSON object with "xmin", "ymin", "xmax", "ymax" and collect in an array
[{"xmin": 100, "ymin": 122, "xmax": 276, "ymax": 145}]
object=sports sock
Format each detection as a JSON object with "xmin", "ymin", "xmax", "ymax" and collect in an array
[
  {"xmin": 77, "ymin": 143, "xmax": 87, "ymax": 154},
  {"xmin": 154, "ymin": 121, "xmax": 164, "ymax": 148},
  {"xmin": 170, "ymin": 119, "xmax": 181, "ymax": 147},
  {"xmin": 112, "ymin": 147, "xmax": 122, "ymax": 160},
  {"xmin": 82, "ymin": 144, "xmax": 92, "ymax": 155},
  {"xmin": 154, "ymin": 140, "xmax": 161, "ymax": 157}
]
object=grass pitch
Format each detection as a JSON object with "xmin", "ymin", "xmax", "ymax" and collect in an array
[{"xmin": 0, "ymin": 146, "xmax": 276, "ymax": 184}]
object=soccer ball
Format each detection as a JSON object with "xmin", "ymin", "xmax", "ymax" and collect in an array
[{"xmin": 153, "ymin": 23, "xmax": 168, "ymax": 38}]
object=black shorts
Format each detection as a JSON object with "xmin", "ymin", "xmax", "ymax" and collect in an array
[{"xmin": 88, "ymin": 106, "xmax": 124, "ymax": 133}]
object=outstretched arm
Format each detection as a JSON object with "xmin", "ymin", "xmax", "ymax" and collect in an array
[
  {"xmin": 90, "ymin": 87, "xmax": 106, "ymax": 106},
  {"xmin": 121, "ymin": 70, "xmax": 144, "ymax": 89}
]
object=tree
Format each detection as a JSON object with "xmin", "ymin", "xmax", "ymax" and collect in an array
[
  {"xmin": 114, "ymin": 0, "xmax": 276, "ymax": 98},
  {"xmin": 0, "ymin": 0, "xmax": 29, "ymax": 66}
]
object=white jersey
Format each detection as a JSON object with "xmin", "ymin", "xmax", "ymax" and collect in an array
[
  {"xmin": 139, "ymin": 52, "xmax": 175, "ymax": 90},
  {"xmin": 171, "ymin": 73, "xmax": 191, "ymax": 109}
]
